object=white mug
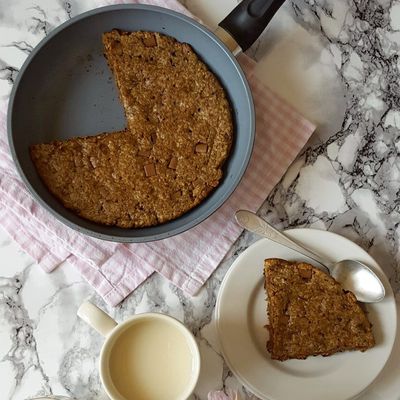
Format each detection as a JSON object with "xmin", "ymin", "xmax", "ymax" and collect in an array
[{"xmin": 77, "ymin": 302, "xmax": 201, "ymax": 400}]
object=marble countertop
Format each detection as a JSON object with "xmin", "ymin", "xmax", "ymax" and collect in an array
[{"xmin": 1, "ymin": 0, "xmax": 400, "ymax": 399}]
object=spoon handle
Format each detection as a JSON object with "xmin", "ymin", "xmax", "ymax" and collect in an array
[{"xmin": 235, "ymin": 210, "xmax": 332, "ymax": 273}]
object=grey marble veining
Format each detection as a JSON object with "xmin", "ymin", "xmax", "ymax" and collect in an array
[
  {"xmin": 259, "ymin": 0, "xmax": 400, "ymax": 295},
  {"xmin": 0, "ymin": 0, "xmax": 400, "ymax": 399}
]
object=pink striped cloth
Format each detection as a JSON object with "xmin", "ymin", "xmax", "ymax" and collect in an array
[{"xmin": 0, "ymin": 0, "xmax": 315, "ymax": 306}]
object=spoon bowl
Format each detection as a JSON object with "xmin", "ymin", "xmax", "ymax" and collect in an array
[
  {"xmin": 331, "ymin": 260, "xmax": 385, "ymax": 303},
  {"xmin": 235, "ymin": 210, "xmax": 385, "ymax": 303}
]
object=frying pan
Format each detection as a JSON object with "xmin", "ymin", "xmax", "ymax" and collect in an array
[{"xmin": 8, "ymin": 0, "xmax": 285, "ymax": 242}]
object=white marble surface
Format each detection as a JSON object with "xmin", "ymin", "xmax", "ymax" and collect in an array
[{"xmin": 1, "ymin": 0, "xmax": 400, "ymax": 399}]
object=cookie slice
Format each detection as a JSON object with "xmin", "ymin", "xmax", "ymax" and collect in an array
[
  {"xmin": 264, "ymin": 258, "xmax": 375, "ymax": 361},
  {"xmin": 102, "ymin": 30, "xmax": 233, "ymax": 197},
  {"xmin": 30, "ymin": 31, "xmax": 234, "ymax": 228},
  {"xmin": 30, "ymin": 130, "xmax": 161, "ymax": 228}
]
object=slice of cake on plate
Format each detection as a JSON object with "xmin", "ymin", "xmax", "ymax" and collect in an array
[{"xmin": 264, "ymin": 258, "xmax": 375, "ymax": 361}]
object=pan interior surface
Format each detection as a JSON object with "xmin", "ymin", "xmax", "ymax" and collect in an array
[{"xmin": 9, "ymin": 5, "xmax": 254, "ymax": 242}]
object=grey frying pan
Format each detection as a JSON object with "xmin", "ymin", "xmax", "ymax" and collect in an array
[{"xmin": 8, "ymin": 0, "xmax": 285, "ymax": 242}]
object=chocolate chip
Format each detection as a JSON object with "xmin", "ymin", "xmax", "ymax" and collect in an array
[
  {"xmin": 89, "ymin": 157, "xmax": 98, "ymax": 168},
  {"xmin": 298, "ymin": 268, "xmax": 312, "ymax": 280},
  {"xmin": 279, "ymin": 315, "xmax": 289, "ymax": 325},
  {"xmin": 151, "ymin": 132, "xmax": 157, "ymax": 144},
  {"xmin": 111, "ymin": 40, "xmax": 123, "ymax": 55},
  {"xmin": 168, "ymin": 156, "xmax": 178, "ymax": 169},
  {"xmin": 144, "ymin": 163, "xmax": 156, "ymax": 177},
  {"xmin": 138, "ymin": 150, "xmax": 151, "ymax": 157},
  {"xmin": 143, "ymin": 35, "xmax": 157, "ymax": 47},
  {"xmin": 99, "ymin": 143, "xmax": 109, "ymax": 153},
  {"xmin": 195, "ymin": 143, "xmax": 207, "ymax": 153}
]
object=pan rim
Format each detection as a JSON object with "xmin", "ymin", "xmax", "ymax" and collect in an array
[{"xmin": 7, "ymin": 4, "xmax": 255, "ymax": 243}]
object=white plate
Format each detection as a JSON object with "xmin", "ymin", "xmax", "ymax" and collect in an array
[{"xmin": 216, "ymin": 229, "xmax": 397, "ymax": 400}]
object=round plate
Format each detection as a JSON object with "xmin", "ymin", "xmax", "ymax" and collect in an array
[
  {"xmin": 8, "ymin": 5, "xmax": 254, "ymax": 243},
  {"xmin": 216, "ymin": 229, "xmax": 397, "ymax": 400}
]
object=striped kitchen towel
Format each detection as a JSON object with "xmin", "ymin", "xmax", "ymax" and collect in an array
[{"xmin": 0, "ymin": 0, "xmax": 315, "ymax": 306}]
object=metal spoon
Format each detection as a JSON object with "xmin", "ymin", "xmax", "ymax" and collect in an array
[{"xmin": 235, "ymin": 210, "xmax": 385, "ymax": 303}]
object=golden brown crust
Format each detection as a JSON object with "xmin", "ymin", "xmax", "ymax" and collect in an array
[
  {"xmin": 30, "ymin": 31, "xmax": 233, "ymax": 228},
  {"xmin": 102, "ymin": 31, "xmax": 233, "ymax": 173},
  {"xmin": 264, "ymin": 258, "xmax": 375, "ymax": 361},
  {"xmin": 31, "ymin": 131, "xmax": 153, "ymax": 227}
]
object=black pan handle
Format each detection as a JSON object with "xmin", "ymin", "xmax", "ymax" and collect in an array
[{"xmin": 218, "ymin": 0, "xmax": 287, "ymax": 52}]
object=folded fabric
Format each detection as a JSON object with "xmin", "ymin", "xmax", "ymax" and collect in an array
[{"xmin": 0, "ymin": 0, "xmax": 315, "ymax": 306}]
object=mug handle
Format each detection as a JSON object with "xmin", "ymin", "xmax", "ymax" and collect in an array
[{"xmin": 77, "ymin": 301, "xmax": 117, "ymax": 337}]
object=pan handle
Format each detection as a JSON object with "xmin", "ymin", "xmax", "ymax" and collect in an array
[{"xmin": 218, "ymin": 0, "xmax": 286, "ymax": 52}]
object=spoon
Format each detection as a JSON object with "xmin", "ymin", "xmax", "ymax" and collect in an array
[{"xmin": 235, "ymin": 210, "xmax": 385, "ymax": 303}]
